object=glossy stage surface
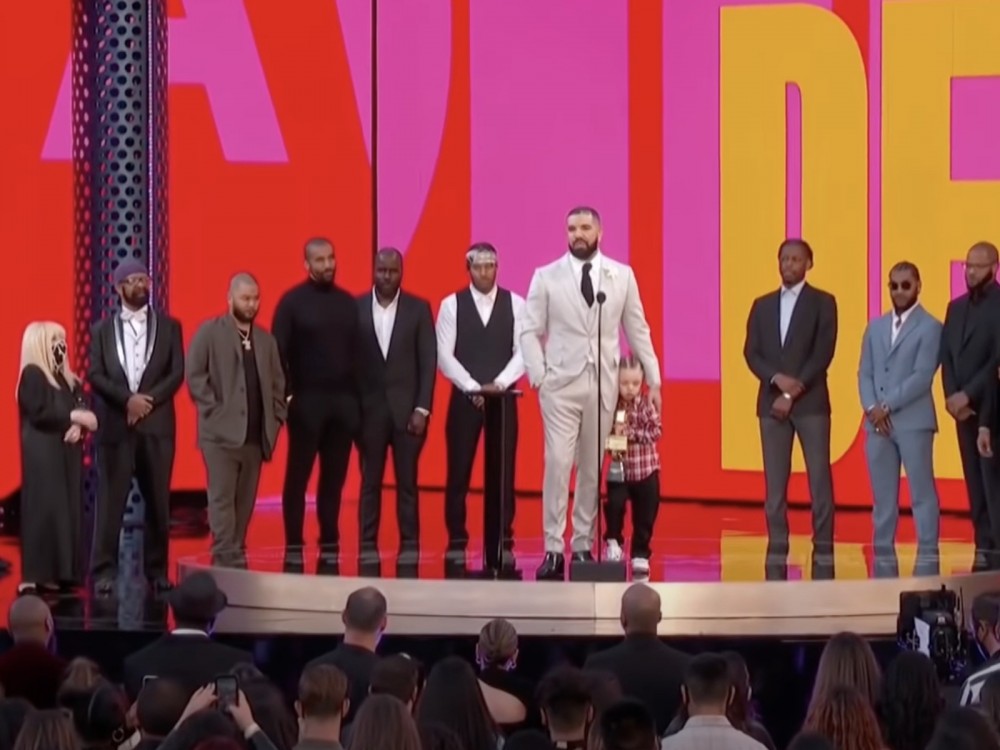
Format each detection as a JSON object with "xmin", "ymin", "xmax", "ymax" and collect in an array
[{"xmin": 0, "ymin": 492, "xmax": 993, "ymax": 637}]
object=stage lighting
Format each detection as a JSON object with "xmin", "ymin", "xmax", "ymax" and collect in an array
[{"xmin": 897, "ymin": 585, "xmax": 967, "ymax": 683}]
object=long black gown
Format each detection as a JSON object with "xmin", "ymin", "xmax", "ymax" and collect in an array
[{"xmin": 17, "ymin": 364, "xmax": 83, "ymax": 585}]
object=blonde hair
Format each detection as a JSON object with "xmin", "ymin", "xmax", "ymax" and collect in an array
[
  {"xmin": 477, "ymin": 618, "xmax": 518, "ymax": 666},
  {"xmin": 17, "ymin": 322, "xmax": 78, "ymax": 398}
]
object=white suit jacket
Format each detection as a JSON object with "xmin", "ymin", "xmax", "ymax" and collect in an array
[{"xmin": 520, "ymin": 253, "xmax": 660, "ymax": 413}]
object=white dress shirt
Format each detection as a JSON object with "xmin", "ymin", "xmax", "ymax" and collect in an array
[
  {"xmin": 662, "ymin": 716, "xmax": 767, "ymax": 750},
  {"xmin": 371, "ymin": 288, "xmax": 400, "ymax": 359},
  {"xmin": 891, "ymin": 302, "xmax": 919, "ymax": 346},
  {"xmin": 436, "ymin": 285, "xmax": 526, "ymax": 392},
  {"xmin": 121, "ymin": 305, "xmax": 149, "ymax": 392},
  {"xmin": 779, "ymin": 280, "xmax": 805, "ymax": 345},
  {"xmin": 568, "ymin": 251, "xmax": 603, "ymax": 299}
]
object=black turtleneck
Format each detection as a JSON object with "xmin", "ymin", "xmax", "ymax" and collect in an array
[{"xmin": 272, "ymin": 279, "xmax": 360, "ymax": 395}]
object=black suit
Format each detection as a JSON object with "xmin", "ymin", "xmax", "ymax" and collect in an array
[
  {"xmin": 122, "ymin": 632, "xmax": 253, "ymax": 701},
  {"xmin": 584, "ymin": 634, "xmax": 690, "ymax": 735},
  {"xmin": 941, "ymin": 284, "xmax": 1000, "ymax": 568},
  {"xmin": 743, "ymin": 283, "xmax": 838, "ymax": 579},
  {"xmin": 356, "ymin": 291, "xmax": 436, "ymax": 564},
  {"xmin": 89, "ymin": 310, "xmax": 184, "ymax": 579}
]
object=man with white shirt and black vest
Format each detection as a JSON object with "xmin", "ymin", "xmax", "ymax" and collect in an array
[
  {"xmin": 88, "ymin": 259, "xmax": 185, "ymax": 595},
  {"xmin": 436, "ymin": 243, "xmax": 525, "ymax": 573},
  {"xmin": 356, "ymin": 248, "xmax": 436, "ymax": 575}
]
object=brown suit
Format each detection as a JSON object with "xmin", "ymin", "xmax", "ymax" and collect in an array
[{"xmin": 186, "ymin": 314, "xmax": 287, "ymax": 564}]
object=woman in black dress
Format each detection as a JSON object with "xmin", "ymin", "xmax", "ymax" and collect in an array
[{"xmin": 16, "ymin": 322, "xmax": 98, "ymax": 593}]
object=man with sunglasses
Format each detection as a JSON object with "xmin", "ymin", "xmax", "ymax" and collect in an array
[{"xmin": 858, "ymin": 261, "xmax": 942, "ymax": 578}]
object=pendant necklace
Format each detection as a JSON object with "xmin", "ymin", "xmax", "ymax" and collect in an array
[{"xmin": 239, "ymin": 328, "xmax": 252, "ymax": 351}]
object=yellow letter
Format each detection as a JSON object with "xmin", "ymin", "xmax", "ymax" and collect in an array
[{"xmin": 720, "ymin": 5, "xmax": 868, "ymax": 470}]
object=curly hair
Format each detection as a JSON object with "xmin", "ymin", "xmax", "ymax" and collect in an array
[{"xmin": 877, "ymin": 651, "xmax": 942, "ymax": 750}]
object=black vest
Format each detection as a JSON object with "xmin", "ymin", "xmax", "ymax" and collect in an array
[{"xmin": 454, "ymin": 287, "xmax": 514, "ymax": 385}]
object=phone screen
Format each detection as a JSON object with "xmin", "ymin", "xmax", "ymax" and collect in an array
[{"xmin": 215, "ymin": 675, "xmax": 239, "ymax": 706}]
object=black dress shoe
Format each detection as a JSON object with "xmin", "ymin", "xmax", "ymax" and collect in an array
[
  {"xmin": 571, "ymin": 551, "xmax": 594, "ymax": 563},
  {"xmin": 317, "ymin": 554, "xmax": 340, "ymax": 577},
  {"xmin": 536, "ymin": 552, "xmax": 565, "ymax": 581}
]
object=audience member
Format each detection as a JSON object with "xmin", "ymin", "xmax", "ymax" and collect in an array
[
  {"xmin": 349, "ymin": 695, "xmax": 421, "ymax": 750},
  {"xmin": 307, "ymin": 587, "xmax": 386, "ymax": 724},
  {"xmin": 476, "ymin": 619, "xmax": 536, "ymax": 733},
  {"xmin": 12, "ymin": 709, "xmax": 78, "ymax": 750},
  {"xmin": 293, "ymin": 664, "xmax": 348, "ymax": 750},
  {"xmin": 536, "ymin": 666, "xmax": 593, "ymax": 749},
  {"xmin": 417, "ymin": 723, "xmax": 464, "ymax": 750},
  {"xmin": 807, "ymin": 632, "xmax": 882, "ymax": 715},
  {"xmin": 926, "ymin": 706, "xmax": 1000, "ymax": 750},
  {"xmin": 877, "ymin": 651, "xmax": 942, "ymax": 750},
  {"xmin": 416, "ymin": 657, "xmax": 499, "ymax": 750},
  {"xmin": 662, "ymin": 653, "xmax": 765, "ymax": 750},
  {"xmin": 134, "ymin": 678, "xmax": 188, "ymax": 750},
  {"xmin": 370, "ymin": 655, "xmax": 420, "ymax": 709},
  {"xmin": 599, "ymin": 699, "xmax": 657, "ymax": 750},
  {"xmin": 123, "ymin": 573, "xmax": 254, "ymax": 700},
  {"xmin": 59, "ymin": 681, "xmax": 128, "ymax": 750},
  {"xmin": 980, "ymin": 672, "xmax": 1000, "ymax": 737},
  {"xmin": 960, "ymin": 592, "xmax": 1000, "ymax": 705},
  {"xmin": 786, "ymin": 732, "xmax": 835, "ymax": 750},
  {"xmin": 803, "ymin": 685, "xmax": 884, "ymax": 750},
  {"xmin": 243, "ymin": 680, "xmax": 296, "ymax": 750},
  {"xmin": 0, "ymin": 699, "xmax": 33, "ymax": 750},
  {"xmin": 59, "ymin": 658, "xmax": 102, "ymax": 695},
  {"xmin": 584, "ymin": 584, "xmax": 689, "ymax": 734},
  {"xmin": 0, "ymin": 596, "xmax": 66, "ymax": 708}
]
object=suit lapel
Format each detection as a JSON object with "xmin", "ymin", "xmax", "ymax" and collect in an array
[
  {"xmin": 888, "ymin": 307, "xmax": 920, "ymax": 356},
  {"xmin": 360, "ymin": 293, "xmax": 381, "ymax": 356},
  {"xmin": 385, "ymin": 294, "xmax": 405, "ymax": 361},
  {"xmin": 558, "ymin": 256, "xmax": 590, "ymax": 330},
  {"xmin": 112, "ymin": 314, "xmax": 128, "ymax": 379},
  {"xmin": 780, "ymin": 285, "xmax": 809, "ymax": 351}
]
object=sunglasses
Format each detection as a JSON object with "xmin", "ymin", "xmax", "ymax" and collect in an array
[{"xmin": 888, "ymin": 281, "xmax": 913, "ymax": 291}]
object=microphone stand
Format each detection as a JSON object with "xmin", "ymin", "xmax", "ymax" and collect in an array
[{"xmin": 570, "ymin": 290, "xmax": 627, "ymax": 582}]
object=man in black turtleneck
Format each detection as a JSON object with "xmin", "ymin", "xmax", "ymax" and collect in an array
[
  {"xmin": 941, "ymin": 241, "xmax": 1000, "ymax": 570},
  {"xmin": 273, "ymin": 237, "xmax": 361, "ymax": 571}
]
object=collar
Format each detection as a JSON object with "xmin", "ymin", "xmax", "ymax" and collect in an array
[
  {"xmin": 121, "ymin": 305, "xmax": 149, "ymax": 322},
  {"xmin": 568, "ymin": 250, "xmax": 602, "ymax": 270},
  {"xmin": 684, "ymin": 715, "xmax": 733, "ymax": 727},
  {"xmin": 780, "ymin": 281, "xmax": 805, "ymax": 297},
  {"xmin": 372, "ymin": 288, "xmax": 401, "ymax": 309},
  {"xmin": 170, "ymin": 628, "xmax": 209, "ymax": 637},
  {"xmin": 470, "ymin": 284, "xmax": 497, "ymax": 303},
  {"xmin": 893, "ymin": 301, "xmax": 920, "ymax": 325}
]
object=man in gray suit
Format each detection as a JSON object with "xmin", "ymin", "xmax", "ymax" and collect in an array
[
  {"xmin": 858, "ymin": 261, "xmax": 942, "ymax": 577},
  {"xmin": 186, "ymin": 273, "xmax": 287, "ymax": 567}
]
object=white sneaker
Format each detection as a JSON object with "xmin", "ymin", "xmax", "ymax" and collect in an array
[
  {"xmin": 632, "ymin": 558, "xmax": 650, "ymax": 579},
  {"xmin": 605, "ymin": 540, "xmax": 624, "ymax": 562}
]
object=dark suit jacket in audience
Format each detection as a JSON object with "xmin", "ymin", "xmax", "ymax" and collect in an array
[
  {"xmin": 307, "ymin": 643, "xmax": 378, "ymax": 724},
  {"xmin": 584, "ymin": 634, "xmax": 690, "ymax": 734},
  {"xmin": 123, "ymin": 632, "xmax": 254, "ymax": 700},
  {"xmin": 0, "ymin": 642, "xmax": 67, "ymax": 708}
]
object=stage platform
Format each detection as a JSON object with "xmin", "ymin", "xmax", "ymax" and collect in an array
[{"xmin": 179, "ymin": 545, "xmax": 1000, "ymax": 639}]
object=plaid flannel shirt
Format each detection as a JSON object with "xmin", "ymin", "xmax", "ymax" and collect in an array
[{"xmin": 615, "ymin": 392, "xmax": 661, "ymax": 482}]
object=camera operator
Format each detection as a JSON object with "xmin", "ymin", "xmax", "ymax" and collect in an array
[{"xmin": 960, "ymin": 592, "xmax": 1000, "ymax": 705}]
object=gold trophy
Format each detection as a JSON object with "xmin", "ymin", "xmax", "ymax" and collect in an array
[{"xmin": 606, "ymin": 409, "xmax": 628, "ymax": 484}]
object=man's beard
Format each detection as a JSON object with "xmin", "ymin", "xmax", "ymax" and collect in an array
[
  {"xmin": 892, "ymin": 299, "xmax": 916, "ymax": 315},
  {"xmin": 311, "ymin": 270, "xmax": 335, "ymax": 286},
  {"xmin": 968, "ymin": 272, "xmax": 996, "ymax": 298},
  {"xmin": 569, "ymin": 239, "xmax": 598, "ymax": 258},
  {"xmin": 128, "ymin": 291, "xmax": 149, "ymax": 308},
  {"xmin": 233, "ymin": 308, "xmax": 257, "ymax": 324}
]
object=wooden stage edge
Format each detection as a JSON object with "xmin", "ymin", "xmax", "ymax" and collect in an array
[{"xmin": 177, "ymin": 561, "xmax": 1000, "ymax": 639}]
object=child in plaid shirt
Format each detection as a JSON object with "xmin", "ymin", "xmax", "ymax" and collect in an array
[{"xmin": 604, "ymin": 356, "xmax": 662, "ymax": 579}]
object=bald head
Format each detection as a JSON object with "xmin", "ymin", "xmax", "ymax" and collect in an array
[
  {"xmin": 8, "ymin": 595, "xmax": 52, "ymax": 644},
  {"xmin": 228, "ymin": 272, "xmax": 259, "ymax": 295},
  {"xmin": 620, "ymin": 584, "xmax": 661, "ymax": 635},
  {"xmin": 343, "ymin": 586, "xmax": 387, "ymax": 634}
]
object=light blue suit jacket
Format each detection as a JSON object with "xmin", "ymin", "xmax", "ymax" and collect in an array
[{"xmin": 858, "ymin": 305, "xmax": 942, "ymax": 432}]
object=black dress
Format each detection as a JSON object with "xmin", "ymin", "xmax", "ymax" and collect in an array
[{"xmin": 17, "ymin": 365, "xmax": 83, "ymax": 585}]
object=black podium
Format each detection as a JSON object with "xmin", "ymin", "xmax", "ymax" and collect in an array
[{"xmin": 472, "ymin": 388, "xmax": 522, "ymax": 580}]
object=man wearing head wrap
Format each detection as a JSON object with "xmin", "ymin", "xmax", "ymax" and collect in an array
[
  {"xmin": 436, "ymin": 243, "xmax": 525, "ymax": 573},
  {"xmin": 88, "ymin": 258, "xmax": 185, "ymax": 595}
]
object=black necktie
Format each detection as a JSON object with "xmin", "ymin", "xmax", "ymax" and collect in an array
[{"xmin": 581, "ymin": 262, "xmax": 595, "ymax": 307}]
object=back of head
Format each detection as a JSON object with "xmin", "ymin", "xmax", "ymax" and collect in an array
[
  {"xmin": 537, "ymin": 666, "xmax": 593, "ymax": 734},
  {"xmin": 59, "ymin": 658, "xmax": 102, "ymax": 696},
  {"xmin": 418, "ymin": 722, "xmax": 464, "ymax": 750},
  {"xmin": 170, "ymin": 709, "xmax": 241, "ymax": 750},
  {"xmin": 804, "ymin": 685, "xmax": 883, "ymax": 750},
  {"xmin": 416, "ymin": 657, "xmax": 496, "ymax": 750},
  {"xmin": 619, "ymin": 584, "xmax": 661, "ymax": 634},
  {"xmin": 599, "ymin": 699, "xmax": 657, "ymax": 750},
  {"xmin": 7, "ymin": 596, "xmax": 51, "ymax": 645},
  {"xmin": 878, "ymin": 650, "xmax": 942, "ymax": 750},
  {"xmin": 683, "ymin": 654, "xmax": 731, "ymax": 713},
  {"xmin": 786, "ymin": 731, "xmax": 835, "ymax": 750},
  {"xmin": 60, "ymin": 681, "xmax": 127, "ymax": 747},
  {"xmin": 587, "ymin": 670, "xmax": 624, "ymax": 713},
  {"xmin": 477, "ymin": 619, "xmax": 518, "ymax": 668},
  {"xmin": 298, "ymin": 664, "xmax": 349, "ymax": 720},
  {"xmin": 370, "ymin": 655, "xmax": 420, "ymax": 704},
  {"xmin": 809, "ymin": 632, "xmax": 881, "ymax": 710},
  {"xmin": 243, "ymin": 680, "xmax": 297, "ymax": 750},
  {"xmin": 929, "ymin": 707, "xmax": 1000, "ymax": 750},
  {"xmin": 342, "ymin": 587, "xmax": 387, "ymax": 635},
  {"xmin": 136, "ymin": 678, "xmax": 188, "ymax": 738},
  {"xmin": 13, "ymin": 709, "xmax": 78, "ymax": 750},
  {"xmin": 350, "ymin": 694, "xmax": 421, "ymax": 750}
]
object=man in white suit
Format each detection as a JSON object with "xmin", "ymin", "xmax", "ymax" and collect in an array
[{"xmin": 521, "ymin": 206, "xmax": 661, "ymax": 580}]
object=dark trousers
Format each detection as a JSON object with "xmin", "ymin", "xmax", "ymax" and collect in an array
[
  {"xmin": 202, "ymin": 442, "xmax": 263, "ymax": 568},
  {"xmin": 956, "ymin": 418, "xmax": 1000, "ymax": 569},
  {"xmin": 281, "ymin": 391, "xmax": 355, "ymax": 551},
  {"xmin": 604, "ymin": 471, "xmax": 660, "ymax": 560},
  {"xmin": 92, "ymin": 434, "xmax": 174, "ymax": 579},
  {"xmin": 359, "ymin": 407, "xmax": 425, "ymax": 554},
  {"xmin": 759, "ymin": 414, "xmax": 835, "ymax": 580},
  {"xmin": 444, "ymin": 389, "xmax": 517, "ymax": 562}
]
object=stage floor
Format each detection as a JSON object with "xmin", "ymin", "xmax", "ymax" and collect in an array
[{"xmin": 0, "ymin": 492, "xmax": 992, "ymax": 638}]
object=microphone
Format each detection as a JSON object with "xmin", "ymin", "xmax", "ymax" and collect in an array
[{"xmin": 596, "ymin": 291, "xmax": 606, "ymax": 305}]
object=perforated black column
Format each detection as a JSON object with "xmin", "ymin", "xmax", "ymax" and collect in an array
[{"xmin": 72, "ymin": 0, "xmax": 169, "ymax": 578}]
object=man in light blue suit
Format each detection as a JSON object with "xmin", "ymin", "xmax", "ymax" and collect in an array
[{"xmin": 858, "ymin": 261, "xmax": 942, "ymax": 577}]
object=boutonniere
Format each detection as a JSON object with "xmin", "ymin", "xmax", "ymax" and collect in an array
[{"xmin": 603, "ymin": 266, "xmax": 618, "ymax": 281}]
